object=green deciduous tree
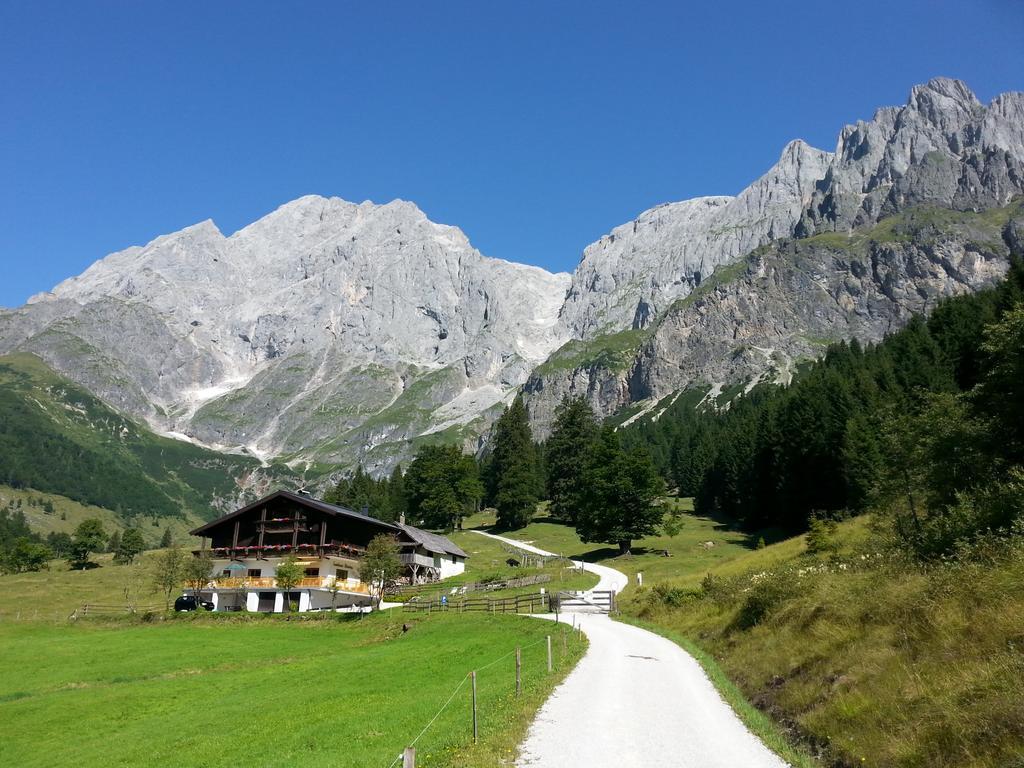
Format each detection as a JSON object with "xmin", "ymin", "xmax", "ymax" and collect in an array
[
  {"xmin": 359, "ymin": 534, "xmax": 403, "ymax": 610},
  {"xmin": 545, "ymin": 396, "xmax": 599, "ymax": 524},
  {"xmin": 577, "ymin": 427, "xmax": 664, "ymax": 555},
  {"xmin": 273, "ymin": 555, "xmax": 304, "ymax": 612},
  {"xmin": 152, "ymin": 545, "xmax": 186, "ymax": 610},
  {"xmin": 4, "ymin": 538, "xmax": 52, "ymax": 573},
  {"xmin": 68, "ymin": 518, "xmax": 106, "ymax": 570}
]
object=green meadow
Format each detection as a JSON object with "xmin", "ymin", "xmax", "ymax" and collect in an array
[{"xmin": 0, "ymin": 612, "xmax": 585, "ymax": 768}]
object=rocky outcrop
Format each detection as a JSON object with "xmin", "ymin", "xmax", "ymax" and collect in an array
[
  {"xmin": 632, "ymin": 204, "xmax": 1023, "ymax": 402},
  {"xmin": 557, "ymin": 139, "xmax": 833, "ymax": 339},
  {"xmin": 799, "ymin": 78, "xmax": 1024, "ymax": 234}
]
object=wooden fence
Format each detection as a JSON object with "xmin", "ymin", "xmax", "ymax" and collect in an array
[
  {"xmin": 402, "ymin": 591, "xmax": 549, "ymax": 615},
  {"xmin": 70, "ymin": 604, "xmax": 163, "ymax": 619},
  {"xmin": 393, "ymin": 573, "xmax": 552, "ymax": 602}
]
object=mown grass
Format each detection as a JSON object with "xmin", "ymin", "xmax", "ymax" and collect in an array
[
  {"xmin": 462, "ymin": 499, "xmax": 766, "ymax": 587},
  {"xmin": 0, "ymin": 612, "xmax": 586, "ymax": 768}
]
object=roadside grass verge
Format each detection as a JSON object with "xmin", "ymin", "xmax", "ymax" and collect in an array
[
  {"xmin": 0, "ymin": 611, "xmax": 586, "ymax": 768},
  {"xmin": 616, "ymin": 614, "xmax": 817, "ymax": 768},
  {"xmin": 625, "ymin": 520, "xmax": 1024, "ymax": 768}
]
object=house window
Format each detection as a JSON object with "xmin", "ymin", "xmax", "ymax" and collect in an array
[
  {"xmin": 222, "ymin": 569, "xmax": 232, "ymax": 577},
  {"xmin": 433, "ymin": 554, "xmax": 441, "ymax": 568},
  {"xmin": 337, "ymin": 568, "xmax": 348, "ymax": 581},
  {"xmin": 304, "ymin": 567, "xmax": 319, "ymax": 577},
  {"xmin": 247, "ymin": 568, "xmax": 262, "ymax": 578},
  {"xmin": 451, "ymin": 554, "xmax": 457, "ymax": 564}
]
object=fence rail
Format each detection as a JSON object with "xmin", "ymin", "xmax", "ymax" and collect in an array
[
  {"xmin": 71, "ymin": 604, "xmax": 163, "ymax": 619},
  {"xmin": 402, "ymin": 591, "xmax": 549, "ymax": 615},
  {"xmin": 394, "ymin": 573, "xmax": 552, "ymax": 602}
]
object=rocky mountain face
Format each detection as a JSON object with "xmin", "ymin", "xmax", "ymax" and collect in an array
[
  {"xmin": 524, "ymin": 78, "xmax": 1024, "ymax": 435},
  {"xmin": 0, "ymin": 197, "xmax": 570, "ymax": 472},
  {"xmin": 1, "ymin": 78, "xmax": 1021, "ymax": 475},
  {"xmin": 558, "ymin": 139, "xmax": 833, "ymax": 339}
]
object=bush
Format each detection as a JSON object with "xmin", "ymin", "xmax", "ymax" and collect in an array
[
  {"xmin": 652, "ymin": 582, "xmax": 698, "ymax": 607},
  {"xmin": 735, "ymin": 572, "xmax": 799, "ymax": 629}
]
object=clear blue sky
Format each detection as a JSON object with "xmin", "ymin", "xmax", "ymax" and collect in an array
[{"xmin": 1, "ymin": 1, "xmax": 1022, "ymax": 307}]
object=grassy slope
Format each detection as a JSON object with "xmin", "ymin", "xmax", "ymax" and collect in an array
[
  {"xmin": 0, "ymin": 485, "xmax": 200, "ymax": 544},
  {"xmin": 462, "ymin": 499, "xmax": 767, "ymax": 587},
  {"xmin": 0, "ymin": 612, "xmax": 585, "ymax": 768},
  {"xmin": 0, "ymin": 352, "xmax": 295, "ymax": 521},
  {"xmin": 499, "ymin": 505, "xmax": 1024, "ymax": 768},
  {"xmin": 624, "ymin": 519, "xmax": 1024, "ymax": 768},
  {"xmin": 0, "ymin": 550, "xmax": 168, "ymax": 618}
]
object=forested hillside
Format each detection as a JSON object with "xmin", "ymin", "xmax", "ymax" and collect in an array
[
  {"xmin": 622, "ymin": 259, "xmax": 1024, "ymax": 555},
  {"xmin": 0, "ymin": 353, "xmax": 296, "ymax": 521}
]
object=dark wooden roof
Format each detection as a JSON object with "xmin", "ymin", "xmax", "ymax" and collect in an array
[
  {"xmin": 189, "ymin": 489, "xmax": 401, "ymax": 537},
  {"xmin": 396, "ymin": 523, "xmax": 468, "ymax": 559}
]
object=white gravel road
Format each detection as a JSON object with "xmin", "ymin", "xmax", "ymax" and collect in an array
[{"xmin": 471, "ymin": 530, "xmax": 788, "ymax": 768}]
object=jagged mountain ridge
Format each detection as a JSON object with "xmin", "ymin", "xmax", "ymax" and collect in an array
[
  {"xmin": 524, "ymin": 78, "xmax": 1024, "ymax": 435},
  {"xmin": 1, "ymin": 197, "xmax": 571, "ymax": 469},
  {"xmin": 1, "ymin": 78, "xmax": 1021, "ymax": 472}
]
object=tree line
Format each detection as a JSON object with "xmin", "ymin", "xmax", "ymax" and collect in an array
[
  {"xmin": 620, "ymin": 258, "xmax": 1024, "ymax": 559},
  {"xmin": 326, "ymin": 396, "xmax": 665, "ymax": 555}
]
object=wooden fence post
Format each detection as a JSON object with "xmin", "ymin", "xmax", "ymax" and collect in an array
[
  {"xmin": 402, "ymin": 747, "xmax": 416, "ymax": 767},
  {"xmin": 515, "ymin": 647, "xmax": 521, "ymax": 696},
  {"xmin": 546, "ymin": 636, "xmax": 552, "ymax": 673},
  {"xmin": 471, "ymin": 671, "xmax": 478, "ymax": 743}
]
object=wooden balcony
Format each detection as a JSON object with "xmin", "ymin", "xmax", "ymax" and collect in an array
[{"xmin": 209, "ymin": 577, "xmax": 370, "ymax": 594}]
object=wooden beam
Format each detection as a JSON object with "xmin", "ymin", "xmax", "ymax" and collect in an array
[
  {"xmin": 257, "ymin": 506, "xmax": 266, "ymax": 559},
  {"xmin": 232, "ymin": 520, "xmax": 240, "ymax": 553}
]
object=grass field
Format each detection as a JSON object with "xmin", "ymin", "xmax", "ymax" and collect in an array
[
  {"xmin": 461, "ymin": 500, "xmax": 769, "ymax": 587},
  {"xmin": 0, "ymin": 612, "xmax": 585, "ymax": 768}
]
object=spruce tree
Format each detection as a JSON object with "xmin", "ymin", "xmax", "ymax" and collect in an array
[
  {"xmin": 489, "ymin": 398, "xmax": 541, "ymax": 529},
  {"xmin": 545, "ymin": 396, "xmax": 599, "ymax": 523}
]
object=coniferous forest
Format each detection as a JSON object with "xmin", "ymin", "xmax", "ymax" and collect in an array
[{"xmin": 620, "ymin": 259, "xmax": 1024, "ymax": 558}]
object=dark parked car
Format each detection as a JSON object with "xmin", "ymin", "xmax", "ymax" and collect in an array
[{"xmin": 174, "ymin": 595, "xmax": 215, "ymax": 612}]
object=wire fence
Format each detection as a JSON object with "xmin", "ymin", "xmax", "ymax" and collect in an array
[{"xmin": 384, "ymin": 631, "xmax": 576, "ymax": 768}]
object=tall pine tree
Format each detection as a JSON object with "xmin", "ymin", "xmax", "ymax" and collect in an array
[
  {"xmin": 545, "ymin": 396, "xmax": 599, "ymax": 523},
  {"xmin": 488, "ymin": 398, "xmax": 541, "ymax": 529}
]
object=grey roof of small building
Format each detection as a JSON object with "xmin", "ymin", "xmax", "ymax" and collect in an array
[{"xmin": 395, "ymin": 523, "xmax": 468, "ymax": 559}]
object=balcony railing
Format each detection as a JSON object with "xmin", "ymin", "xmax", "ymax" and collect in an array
[{"xmin": 208, "ymin": 577, "xmax": 370, "ymax": 594}]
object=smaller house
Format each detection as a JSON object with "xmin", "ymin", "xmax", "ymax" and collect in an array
[
  {"xmin": 396, "ymin": 518, "xmax": 467, "ymax": 583},
  {"xmin": 187, "ymin": 490, "xmax": 467, "ymax": 613}
]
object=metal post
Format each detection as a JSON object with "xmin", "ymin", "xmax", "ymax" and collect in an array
[
  {"xmin": 546, "ymin": 635, "xmax": 552, "ymax": 673},
  {"xmin": 402, "ymin": 747, "xmax": 416, "ymax": 767},
  {"xmin": 471, "ymin": 671, "xmax": 478, "ymax": 743},
  {"xmin": 515, "ymin": 647, "xmax": 521, "ymax": 696}
]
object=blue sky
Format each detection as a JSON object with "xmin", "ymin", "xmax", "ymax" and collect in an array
[{"xmin": 1, "ymin": 1, "xmax": 1022, "ymax": 307}]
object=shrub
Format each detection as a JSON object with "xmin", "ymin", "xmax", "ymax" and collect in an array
[
  {"xmin": 652, "ymin": 582, "xmax": 698, "ymax": 607},
  {"xmin": 735, "ymin": 572, "xmax": 799, "ymax": 629}
]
